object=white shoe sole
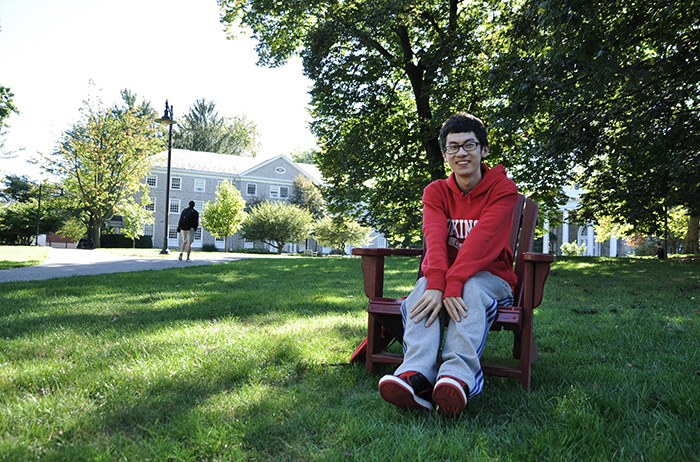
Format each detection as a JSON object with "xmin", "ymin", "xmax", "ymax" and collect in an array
[{"xmin": 378, "ymin": 375, "xmax": 433, "ymax": 410}]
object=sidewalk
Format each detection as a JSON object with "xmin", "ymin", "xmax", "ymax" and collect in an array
[{"xmin": 0, "ymin": 248, "xmax": 249, "ymax": 283}]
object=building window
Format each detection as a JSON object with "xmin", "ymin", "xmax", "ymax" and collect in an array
[
  {"xmin": 246, "ymin": 183, "xmax": 257, "ymax": 196},
  {"xmin": 143, "ymin": 224, "xmax": 154, "ymax": 236},
  {"xmin": 194, "ymin": 178, "xmax": 206, "ymax": 192},
  {"xmin": 270, "ymin": 185, "xmax": 289, "ymax": 199},
  {"xmin": 275, "ymin": 166, "xmax": 286, "ymax": 175},
  {"xmin": 144, "ymin": 198, "xmax": 155, "ymax": 212},
  {"xmin": 194, "ymin": 200, "xmax": 204, "ymax": 212},
  {"xmin": 194, "ymin": 228, "xmax": 202, "ymax": 241},
  {"xmin": 168, "ymin": 225, "xmax": 179, "ymax": 240},
  {"xmin": 171, "ymin": 177, "xmax": 182, "ymax": 190},
  {"xmin": 170, "ymin": 198, "xmax": 180, "ymax": 214},
  {"xmin": 146, "ymin": 176, "xmax": 157, "ymax": 187}
]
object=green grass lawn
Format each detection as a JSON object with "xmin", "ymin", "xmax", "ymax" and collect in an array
[
  {"xmin": 0, "ymin": 256, "xmax": 698, "ymax": 461},
  {"xmin": 0, "ymin": 246, "xmax": 51, "ymax": 270}
]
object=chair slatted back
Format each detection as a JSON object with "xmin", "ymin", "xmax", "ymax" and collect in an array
[{"xmin": 512, "ymin": 196, "xmax": 538, "ymax": 306}]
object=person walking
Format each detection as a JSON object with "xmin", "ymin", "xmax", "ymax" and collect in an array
[{"xmin": 177, "ymin": 201, "xmax": 199, "ymax": 262}]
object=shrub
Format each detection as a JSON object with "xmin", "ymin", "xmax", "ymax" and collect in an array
[
  {"xmin": 201, "ymin": 243, "xmax": 219, "ymax": 252},
  {"xmin": 100, "ymin": 234, "xmax": 152, "ymax": 249},
  {"xmin": 560, "ymin": 241, "xmax": 586, "ymax": 256},
  {"xmin": 230, "ymin": 248, "xmax": 274, "ymax": 254}
]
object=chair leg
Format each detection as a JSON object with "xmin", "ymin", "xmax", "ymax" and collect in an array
[
  {"xmin": 512, "ymin": 330, "xmax": 522, "ymax": 360},
  {"xmin": 519, "ymin": 327, "xmax": 534, "ymax": 391},
  {"xmin": 366, "ymin": 313, "xmax": 379, "ymax": 373}
]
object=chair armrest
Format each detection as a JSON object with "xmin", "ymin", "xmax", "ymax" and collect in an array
[
  {"xmin": 521, "ymin": 252, "xmax": 555, "ymax": 264},
  {"xmin": 521, "ymin": 252, "xmax": 555, "ymax": 309},
  {"xmin": 351, "ymin": 248, "xmax": 423, "ymax": 299}
]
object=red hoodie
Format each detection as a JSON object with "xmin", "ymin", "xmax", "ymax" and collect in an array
[{"xmin": 421, "ymin": 163, "xmax": 518, "ymax": 298}]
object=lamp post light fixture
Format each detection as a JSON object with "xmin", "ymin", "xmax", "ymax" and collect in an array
[{"xmin": 156, "ymin": 100, "xmax": 176, "ymax": 255}]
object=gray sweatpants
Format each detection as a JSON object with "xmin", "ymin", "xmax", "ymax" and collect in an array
[{"xmin": 395, "ymin": 272, "xmax": 514, "ymax": 398}]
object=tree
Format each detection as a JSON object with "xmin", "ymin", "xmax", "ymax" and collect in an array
[
  {"xmin": 118, "ymin": 193, "xmax": 154, "ymax": 248},
  {"xmin": 0, "ymin": 197, "xmax": 64, "ymax": 245},
  {"xmin": 0, "ymin": 178, "xmax": 67, "ymax": 245},
  {"xmin": 173, "ymin": 99, "xmax": 260, "ymax": 156},
  {"xmin": 289, "ymin": 175, "xmax": 327, "ymax": 219},
  {"xmin": 200, "ymin": 180, "xmax": 247, "ymax": 251},
  {"xmin": 240, "ymin": 200, "xmax": 313, "ymax": 253},
  {"xmin": 291, "ymin": 148, "xmax": 319, "ymax": 165},
  {"xmin": 492, "ymin": 0, "xmax": 700, "ymax": 249},
  {"xmin": 0, "ymin": 85, "xmax": 19, "ymax": 158},
  {"xmin": 56, "ymin": 216, "xmax": 87, "ymax": 243},
  {"xmin": 220, "ymin": 0, "xmax": 507, "ymax": 245},
  {"xmin": 44, "ymin": 91, "xmax": 164, "ymax": 248},
  {"xmin": 312, "ymin": 215, "xmax": 373, "ymax": 254},
  {"xmin": 1, "ymin": 175, "xmax": 36, "ymax": 203}
]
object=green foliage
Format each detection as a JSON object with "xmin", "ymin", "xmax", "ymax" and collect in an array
[
  {"xmin": 560, "ymin": 241, "xmax": 587, "ymax": 256},
  {"xmin": 56, "ymin": 216, "xmax": 87, "ymax": 242},
  {"xmin": 220, "ymin": 1, "xmax": 508, "ymax": 245},
  {"xmin": 593, "ymin": 216, "xmax": 634, "ymax": 243},
  {"xmin": 290, "ymin": 148, "xmax": 319, "ymax": 164},
  {"xmin": 0, "ymin": 185, "xmax": 66, "ymax": 245},
  {"xmin": 289, "ymin": 174, "xmax": 327, "ymax": 219},
  {"xmin": 117, "ymin": 192, "xmax": 154, "ymax": 247},
  {"xmin": 0, "ymin": 86, "xmax": 18, "ymax": 127},
  {"xmin": 200, "ymin": 180, "xmax": 247, "ymax": 251},
  {"xmin": 201, "ymin": 243, "xmax": 219, "ymax": 252},
  {"xmin": 0, "ymin": 84, "xmax": 19, "ymax": 155},
  {"xmin": 493, "ymin": 0, "xmax": 700, "ymax": 230},
  {"xmin": 44, "ymin": 90, "xmax": 164, "ymax": 248},
  {"xmin": 99, "ymin": 233, "xmax": 152, "ymax": 249},
  {"xmin": 172, "ymin": 99, "xmax": 260, "ymax": 156},
  {"xmin": 0, "ymin": 175, "xmax": 36, "ymax": 203},
  {"xmin": 240, "ymin": 200, "xmax": 313, "ymax": 253},
  {"xmin": 312, "ymin": 215, "xmax": 373, "ymax": 254}
]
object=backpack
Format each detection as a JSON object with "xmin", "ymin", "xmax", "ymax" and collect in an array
[{"xmin": 178, "ymin": 207, "xmax": 196, "ymax": 230}]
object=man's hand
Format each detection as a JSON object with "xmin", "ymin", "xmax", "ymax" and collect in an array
[
  {"xmin": 409, "ymin": 289, "xmax": 444, "ymax": 327},
  {"xmin": 443, "ymin": 296, "xmax": 468, "ymax": 323}
]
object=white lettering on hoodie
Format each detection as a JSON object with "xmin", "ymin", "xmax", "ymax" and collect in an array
[{"xmin": 446, "ymin": 218, "xmax": 478, "ymax": 250}]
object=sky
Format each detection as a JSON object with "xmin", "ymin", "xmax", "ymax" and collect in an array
[{"xmin": 0, "ymin": 0, "xmax": 316, "ymax": 181}]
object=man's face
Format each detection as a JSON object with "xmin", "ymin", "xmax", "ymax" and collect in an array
[{"xmin": 443, "ymin": 131, "xmax": 488, "ymax": 181}]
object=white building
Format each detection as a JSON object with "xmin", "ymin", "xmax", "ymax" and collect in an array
[
  {"xmin": 144, "ymin": 149, "xmax": 386, "ymax": 253},
  {"xmin": 540, "ymin": 185, "xmax": 631, "ymax": 257}
]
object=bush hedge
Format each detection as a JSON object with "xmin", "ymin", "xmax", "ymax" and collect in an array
[{"xmin": 100, "ymin": 234, "xmax": 153, "ymax": 249}]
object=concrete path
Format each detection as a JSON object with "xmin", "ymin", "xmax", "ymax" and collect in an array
[{"xmin": 0, "ymin": 248, "xmax": 251, "ymax": 283}]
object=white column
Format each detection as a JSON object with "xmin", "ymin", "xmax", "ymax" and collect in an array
[
  {"xmin": 542, "ymin": 219, "xmax": 550, "ymax": 253},
  {"xmin": 562, "ymin": 211, "xmax": 570, "ymax": 244},
  {"xmin": 587, "ymin": 225, "xmax": 595, "ymax": 256},
  {"xmin": 610, "ymin": 237, "xmax": 618, "ymax": 257}
]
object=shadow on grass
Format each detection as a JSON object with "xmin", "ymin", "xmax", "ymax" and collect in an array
[{"xmin": 0, "ymin": 258, "xmax": 374, "ymax": 340}]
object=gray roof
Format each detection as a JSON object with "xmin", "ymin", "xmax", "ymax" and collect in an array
[{"xmin": 150, "ymin": 149, "xmax": 323, "ymax": 183}]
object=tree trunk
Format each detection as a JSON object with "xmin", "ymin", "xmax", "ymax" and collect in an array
[
  {"xmin": 684, "ymin": 215, "xmax": 699, "ymax": 254},
  {"xmin": 92, "ymin": 225, "xmax": 101, "ymax": 249}
]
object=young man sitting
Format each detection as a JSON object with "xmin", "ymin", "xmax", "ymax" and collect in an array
[{"xmin": 378, "ymin": 113, "xmax": 518, "ymax": 417}]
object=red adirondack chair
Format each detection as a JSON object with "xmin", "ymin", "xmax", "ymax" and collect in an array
[{"xmin": 350, "ymin": 194, "xmax": 554, "ymax": 390}]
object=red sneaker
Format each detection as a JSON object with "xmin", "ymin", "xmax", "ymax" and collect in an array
[
  {"xmin": 433, "ymin": 375, "xmax": 469, "ymax": 417},
  {"xmin": 378, "ymin": 371, "xmax": 433, "ymax": 410}
]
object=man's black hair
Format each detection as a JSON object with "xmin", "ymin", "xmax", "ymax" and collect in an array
[
  {"xmin": 439, "ymin": 113, "xmax": 489, "ymax": 152},
  {"xmin": 189, "ymin": 200, "xmax": 195, "ymax": 208}
]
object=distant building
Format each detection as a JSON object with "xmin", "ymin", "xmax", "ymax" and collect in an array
[
  {"xmin": 541, "ymin": 185, "xmax": 631, "ymax": 257},
  {"xmin": 144, "ymin": 150, "xmax": 387, "ymax": 253}
]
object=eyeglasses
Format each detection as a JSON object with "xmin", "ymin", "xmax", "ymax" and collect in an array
[{"xmin": 445, "ymin": 141, "xmax": 480, "ymax": 154}]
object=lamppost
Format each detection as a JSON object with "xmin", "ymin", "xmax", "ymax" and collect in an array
[
  {"xmin": 34, "ymin": 182, "xmax": 42, "ymax": 246},
  {"xmin": 156, "ymin": 100, "xmax": 176, "ymax": 254}
]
